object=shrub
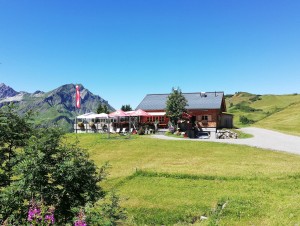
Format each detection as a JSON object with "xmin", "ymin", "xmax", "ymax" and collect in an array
[
  {"xmin": 84, "ymin": 191, "xmax": 127, "ymax": 225},
  {"xmin": 235, "ymin": 103, "xmax": 261, "ymax": 112},
  {"xmin": 0, "ymin": 104, "xmax": 33, "ymax": 188},
  {"xmin": 239, "ymin": 116, "xmax": 255, "ymax": 124},
  {"xmin": 0, "ymin": 128, "xmax": 109, "ymax": 224},
  {"xmin": 249, "ymin": 95, "xmax": 262, "ymax": 102}
]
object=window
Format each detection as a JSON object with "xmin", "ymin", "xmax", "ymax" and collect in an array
[
  {"xmin": 202, "ymin": 115, "xmax": 208, "ymax": 121},
  {"xmin": 202, "ymin": 115, "xmax": 212, "ymax": 121}
]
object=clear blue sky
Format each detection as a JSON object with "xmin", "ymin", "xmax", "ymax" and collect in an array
[{"xmin": 0, "ymin": 0, "xmax": 299, "ymax": 109}]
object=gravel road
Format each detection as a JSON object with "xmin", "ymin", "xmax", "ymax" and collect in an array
[{"xmin": 151, "ymin": 127, "xmax": 300, "ymax": 155}]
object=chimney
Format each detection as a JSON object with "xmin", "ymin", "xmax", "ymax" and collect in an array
[{"xmin": 200, "ymin": 92, "xmax": 207, "ymax": 98}]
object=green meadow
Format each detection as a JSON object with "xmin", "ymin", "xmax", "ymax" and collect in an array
[{"xmin": 66, "ymin": 134, "xmax": 300, "ymax": 225}]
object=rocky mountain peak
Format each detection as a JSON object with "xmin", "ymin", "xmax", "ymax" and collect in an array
[{"xmin": 0, "ymin": 83, "xmax": 19, "ymax": 99}]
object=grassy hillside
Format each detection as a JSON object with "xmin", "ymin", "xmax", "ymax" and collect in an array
[
  {"xmin": 226, "ymin": 92, "xmax": 300, "ymax": 135},
  {"xmin": 66, "ymin": 134, "xmax": 300, "ymax": 225},
  {"xmin": 255, "ymin": 102, "xmax": 300, "ymax": 136}
]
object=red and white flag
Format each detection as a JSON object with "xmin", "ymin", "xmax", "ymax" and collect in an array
[{"xmin": 75, "ymin": 85, "xmax": 81, "ymax": 108}]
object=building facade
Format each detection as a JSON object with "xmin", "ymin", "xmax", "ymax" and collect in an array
[{"xmin": 136, "ymin": 91, "xmax": 233, "ymax": 132}]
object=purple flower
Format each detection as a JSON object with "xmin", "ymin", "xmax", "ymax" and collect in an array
[
  {"xmin": 27, "ymin": 203, "xmax": 42, "ymax": 222},
  {"xmin": 45, "ymin": 213, "xmax": 55, "ymax": 224},
  {"xmin": 74, "ymin": 209, "xmax": 87, "ymax": 226},
  {"xmin": 74, "ymin": 220, "xmax": 87, "ymax": 226},
  {"xmin": 44, "ymin": 206, "xmax": 55, "ymax": 224},
  {"xmin": 27, "ymin": 199, "xmax": 55, "ymax": 225}
]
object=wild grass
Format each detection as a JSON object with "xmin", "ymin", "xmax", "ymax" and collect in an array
[
  {"xmin": 121, "ymin": 173, "xmax": 300, "ymax": 225},
  {"xmin": 65, "ymin": 133, "xmax": 300, "ymax": 225},
  {"xmin": 251, "ymin": 94, "xmax": 300, "ymax": 111},
  {"xmin": 255, "ymin": 102, "xmax": 300, "ymax": 136},
  {"xmin": 226, "ymin": 93, "xmax": 300, "ymax": 131}
]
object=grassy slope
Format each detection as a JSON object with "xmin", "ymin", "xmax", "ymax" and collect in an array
[
  {"xmin": 66, "ymin": 134, "xmax": 300, "ymax": 225},
  {"xmin": 226, "ymin": 93, "xmax": 300, "ymax": 135},
  {"xmin": 15, "ymin": 93, "xmax": 75, "ymax": 131},
  {"xmin": 255, "ymin": 102, "xmax": 300, "ymax": 136}
]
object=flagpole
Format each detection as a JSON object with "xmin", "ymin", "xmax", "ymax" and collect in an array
[{"xmin": 75, "ymin": 113, "xmax": 77, "ymax": 133}]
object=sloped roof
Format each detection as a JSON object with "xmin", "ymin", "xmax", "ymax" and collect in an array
[{"xmin": 136, "ymin": 92, "xmax": 225, "ymax": 111}]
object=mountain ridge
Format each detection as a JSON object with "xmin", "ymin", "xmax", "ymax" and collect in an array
[{"xmin": 0, "ymin": 83, "xmax": 115, "ymax": 131}]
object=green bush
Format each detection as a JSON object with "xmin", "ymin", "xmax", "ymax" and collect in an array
[
  {"xmin": 0, "ymin": 128, "xmax": 110, "ymax": 224},
  {"xmin": 235, "ymin": 103, "xmax": 261, "ymax": 112},
  {"xmin": 84, "ymin": 191, "xmax": 127, "ymax": 225},
  {"xmin": 239, "ymin": 116, "xmax": 255, "ymax": 124},
  {"xmin": 249, "ymin": 95, "xmax": 262, "ymax": 102}
]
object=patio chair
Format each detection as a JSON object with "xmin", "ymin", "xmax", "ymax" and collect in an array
[
  {"xmin": 109, "ymin": 127, "xmax": 116, "ymax": 133},
  {"xmin": 120, "ymin": 128, "xmax": 127, "ymax": 135}
]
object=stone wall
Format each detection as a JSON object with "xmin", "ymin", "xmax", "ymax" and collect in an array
[{"xmin": 217, "ymin": 130, "xmax": 238, "ymax": 139}]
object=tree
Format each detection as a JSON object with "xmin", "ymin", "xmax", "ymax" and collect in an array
[
  {"xmin": 0, "ymin": 128, "xmax": 108, "ymax": 224},
  {"xmin": 97, "ymin": 103, "xmax": 104, "ymax": 113},
  {"xmin": 0, "ymin": 104, "xmax": 33, "ymax": 187},
  {"xmin": 121, "ymin": 104, "xmax": 132, "ymax": 111},
  {"xmin": 165, "ymin": 87, "xmax": 188, "ymax": 126},
  {"xmin": 97, "ymin": 103, "xmax": 110, "ymax": 114},
  {"xmin": 103, "ymin": 104, "xmax": 109, "ymax": 114}
]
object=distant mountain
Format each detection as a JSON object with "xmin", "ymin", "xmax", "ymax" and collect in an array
[
  {"xmin": 0, "ymin": 83, "xmax": 19, "ymax": 98},
  {"xmin": 0, "ymin": 83, "xmax": 115, "ymax": 131}
]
